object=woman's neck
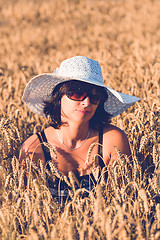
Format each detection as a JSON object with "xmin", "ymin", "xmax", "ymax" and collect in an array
[{"xmin": 57, "ymin": 123, "xmax": 90, "ymax": 149}]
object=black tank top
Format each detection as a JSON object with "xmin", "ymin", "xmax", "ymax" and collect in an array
[{"xmin": 36, "ymin": 126, "xmax": 107, "ymax": 199}]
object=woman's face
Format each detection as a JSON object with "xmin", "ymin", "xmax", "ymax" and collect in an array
[{"xmin": 60, "ymin": 83, "xmax": 102, "ymax": 125}]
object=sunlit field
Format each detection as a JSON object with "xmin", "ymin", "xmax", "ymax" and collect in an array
[{"xmin": 0, "ymin": 0, "xmax": 160, "ymax": 239}]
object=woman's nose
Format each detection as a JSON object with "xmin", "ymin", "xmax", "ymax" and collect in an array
[{"xmin": 81, "ymin": 96, "xmax": 91, "ymax": 106}]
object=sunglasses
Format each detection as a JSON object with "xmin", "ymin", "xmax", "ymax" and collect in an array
[{"xmin": 66, "ymin": 89, "xmax": 102, "ymax": 105}]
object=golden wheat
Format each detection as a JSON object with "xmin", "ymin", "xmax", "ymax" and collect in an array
[{"xmin": 0, "ymin": 0, "xmax": 160, "ymax": 239}]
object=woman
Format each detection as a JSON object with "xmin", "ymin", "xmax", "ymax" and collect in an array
[{"xmin": 19, "ymin": 56, "xmax": 140, "ymax": 198}]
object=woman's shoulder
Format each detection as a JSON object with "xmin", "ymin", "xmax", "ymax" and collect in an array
[
  {"xmin": 19, "ymin": 131, "xmax": 47, "ymax": 165},
  {"xmin": 103, "ymin": 124, "xmax": 130, "ymax": 146},
  {"xmin": 21, "ymin": 127, "xmax": 52, "ymax": 152},
  {"xmin": 21, "ymin": 133, "xmax": 40, "ymax": 153},
  {"xmin": 102, "ymin": 124, "xmax": 131, "ymax": 164},
  {"xmin": 103, "ymin": 124, "xmax": 127, "ymax": 136}
]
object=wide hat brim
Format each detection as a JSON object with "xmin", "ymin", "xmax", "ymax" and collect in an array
[{"xmin": 22, "ymin": 73, "xmax": 140, "ymax": 119}]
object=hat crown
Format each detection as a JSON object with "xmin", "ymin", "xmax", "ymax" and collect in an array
[{"xmin": 57, "ymin": 56, "xmax": 103, "ymax": 84}]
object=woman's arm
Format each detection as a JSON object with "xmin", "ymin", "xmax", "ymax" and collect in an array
[
  {"xmin": 19, "ymin": 134, "xmax": 45, "ymax": 187},
  {"xmin": 103, "ymin": 125, "xmax": 132, "ymax": 168}
]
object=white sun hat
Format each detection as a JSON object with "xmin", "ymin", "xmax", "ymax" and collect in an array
[{"xmin": 22, "ymin": 56, "xmax": 140, "ymax": 118}]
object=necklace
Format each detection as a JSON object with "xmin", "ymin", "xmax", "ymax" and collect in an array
[{"xmin": 56, "ymin": 129, "xmax": 90, "ymax": 150}]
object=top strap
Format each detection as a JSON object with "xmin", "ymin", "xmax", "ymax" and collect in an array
[
  {"xmin": 98, "ymin": 124, "xmax": 105, "ymax": 169},
  {"xmin": 36, "ymin": 130, "xmax": 52, "ymax": 162},
  {"xmin": 98, "ymin": 124, "xmax": 108, "ymax": 183}
]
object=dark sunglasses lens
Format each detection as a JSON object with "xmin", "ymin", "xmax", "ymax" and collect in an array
[
  {"xmin": 67, "ymin": 88, "xmax": 102, "ymax": 104},
  {"xmin": 68, "ymin": 92, "xmax": 87, "ymax": 101},
  {"xmin": 90, "ymin": 94, "xmax": 101, "ymax": 104}
]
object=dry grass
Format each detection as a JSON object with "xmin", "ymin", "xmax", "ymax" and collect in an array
[{"xmin": 0, "ymin": 0, "xmax": 160, "ymax": 239}]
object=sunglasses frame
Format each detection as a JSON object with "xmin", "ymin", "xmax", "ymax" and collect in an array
[{"xmin": 66, "ymin": 89, "xmax": 102, "ymax": 105}]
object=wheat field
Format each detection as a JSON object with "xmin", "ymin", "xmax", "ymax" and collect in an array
[{"xmin": 0, "ymin": 0, "xmax": 160, "ymax": 239}]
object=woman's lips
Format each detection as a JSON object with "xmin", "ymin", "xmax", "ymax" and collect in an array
[{"xmin": 77, "ymin": 110, "xmax": 90, "ymax": 115}]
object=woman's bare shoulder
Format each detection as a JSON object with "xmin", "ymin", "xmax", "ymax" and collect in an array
[
  {"xmin": 19, "ymin": 133, "xmax": 44, "ymax": 165},
  {"xmin": 103, "ymin": 124, "xmax": 131, "ymax": 164},
  {"xmin": 21, "ymin": 134, "xmax": 40, "ymax": 153},
  {"xmin": 103, "ymin": 124, "xmax": 127, "ymax": 138}
]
